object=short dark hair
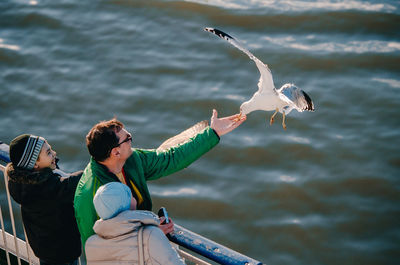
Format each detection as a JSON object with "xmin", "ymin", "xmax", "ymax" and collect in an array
[{"xmin": 86, "ymin": 119, "xmax": 124, "ymax": 162}]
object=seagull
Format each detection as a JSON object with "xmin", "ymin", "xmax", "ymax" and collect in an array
[{"xmin": 204, "ymin": 27, "xmax": 315, "ymax": 130}]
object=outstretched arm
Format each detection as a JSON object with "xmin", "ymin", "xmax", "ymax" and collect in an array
[
  {"xmin": 210, "ymin": 109, "xmax": 246, "ymax": 136},
  {"xmin": 135, "ymin": 110, "xmax": 246, "ymax": 182}
]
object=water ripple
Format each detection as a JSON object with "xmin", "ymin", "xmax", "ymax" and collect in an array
[
  {"xmin": 182, "ymin": 0, "xmax": 398, "ymax": 13},
  {"xmin": 263, "ymin": 36, "xmax": 400, "ymax": 54}
]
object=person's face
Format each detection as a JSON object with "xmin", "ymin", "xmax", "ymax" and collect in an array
[
  {"xmin": 130, "ymin": 196, "xmax": 137, "ymax": 210},
  {"xmin": 114, "ymin": 128, "xmax": 133, "ymax": 160},
  {"xmin": 34, "ymin": 141, "xmax": 57, "ymax": 170}
]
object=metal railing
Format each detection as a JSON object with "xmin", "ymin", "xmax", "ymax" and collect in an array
[
  {"xmin": 1, "ymin": 163, "xmax": 39, "ymax": 265},
  {"xmin": 0, "ymin": 142, "xmax": 263, "ymax": 265}
]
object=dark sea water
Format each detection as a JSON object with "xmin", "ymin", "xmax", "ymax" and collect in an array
[{"xmin": 1, "ymin": 0, "xmax": 399, "ymax": 264}]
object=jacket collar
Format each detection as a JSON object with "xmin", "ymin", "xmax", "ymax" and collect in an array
[
  {"xmin": 6, "ymin": 163, "xmax": 53, "ymax": 185},
  {"xmin": 93, "ymin": 210, "xmax": 160, "ymax": 239},
  {"xmin": 89, "ymin": 157, "xmax": 120, "ymax": 184}
]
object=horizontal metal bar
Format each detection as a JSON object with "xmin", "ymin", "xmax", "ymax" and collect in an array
[
  {"xmin": 176, "ymin": 248, "xmax": 212, "ymax": 265},
  {"xmin": 0, "ymin": 229, "xmax": 39, "ymax": 265},
  {"xmin": 0, "ymin": 142, "xmax": 10, "ymax": 164},
  {"xmin": 169, "ymin": 224, "xmax": 263, "ymax": 265}
]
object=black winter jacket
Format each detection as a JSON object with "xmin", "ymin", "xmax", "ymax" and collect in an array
[{"xmin": 6, "ymin": 164, "xmax": 82, "ymax": 263}]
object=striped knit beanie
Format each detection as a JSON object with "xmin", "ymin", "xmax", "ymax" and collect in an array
[{"xmin": 10, "ymin": 134, "xmax": 45, "ymax": 170}]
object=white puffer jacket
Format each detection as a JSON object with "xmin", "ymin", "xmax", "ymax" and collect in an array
[{"xmin": 85, "ymin": 210, "xmax": 185, "ymax": 265}]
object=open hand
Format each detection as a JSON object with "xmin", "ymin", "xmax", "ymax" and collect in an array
[
  {"xmin": 53, "ymin": 169, "xmax": 71, "ymax": 181},
  {"xmin": 210, "ymin": 109, "xmax": 246, "ymax": 136}
]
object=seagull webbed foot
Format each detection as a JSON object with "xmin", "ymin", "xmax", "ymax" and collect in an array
[{"xmin": 234, "ymin": 112, "xmax": 243, "ymax": 122}]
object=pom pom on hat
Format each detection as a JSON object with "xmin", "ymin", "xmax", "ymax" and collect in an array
[{"xmin": 93, "ymin": 182, "xmax": 132, "ymax": 220}]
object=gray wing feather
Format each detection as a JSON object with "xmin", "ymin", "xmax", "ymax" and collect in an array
[
  {"xmin": 204, "ymin": 28, "xmax": 276, "ymax": 95},
  {"xmin": 156, "ymin": 120, "xmax": 209, "ymax": 153},
  {"xmin": 278, "ymin": 86, "xmax": 314, "ymax": 112}
]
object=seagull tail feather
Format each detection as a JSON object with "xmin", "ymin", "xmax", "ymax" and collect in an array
[{"xmin": 302, "ymin": 91, "xmax": 315, "ymax": 111}]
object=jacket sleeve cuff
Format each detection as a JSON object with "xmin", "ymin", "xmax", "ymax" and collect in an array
[{"xmin": 210, "ymin": 128, "xmax": 221, "ymax": 141}]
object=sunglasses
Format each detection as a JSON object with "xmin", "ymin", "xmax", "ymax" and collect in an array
[{"xmin": 115, "ymin": 133, "xmax": 132, "ymax": 147}]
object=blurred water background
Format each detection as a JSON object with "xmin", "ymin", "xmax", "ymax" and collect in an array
[{"xmin": 1, "ymin": 0, "xmax": 399, "ymax": 264}]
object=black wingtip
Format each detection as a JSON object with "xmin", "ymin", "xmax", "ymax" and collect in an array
[
  {"xmin": 302, "ymin": 91, "xmax": 315, "ymax": 111},
  {"xmin": 204, "ymin": 27, "xmax": 235, "ymax": 41}
]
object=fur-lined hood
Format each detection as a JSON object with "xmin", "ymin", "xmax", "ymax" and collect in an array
[
  {"xmin": 6, "ymin": 163, "xmax": 54, "ymax": 185},
  {"xmin": 93, "ymin": 210, "xmax": 160, "ymax": 239},
  {"xmin": 6, "ymin": 163, "xmax": 66, "ymax": 205}
]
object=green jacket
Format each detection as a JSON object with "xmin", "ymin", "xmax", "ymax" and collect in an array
[{"xmin": 74, "ymin": 127, "xmax": 219, "ymax": 246}]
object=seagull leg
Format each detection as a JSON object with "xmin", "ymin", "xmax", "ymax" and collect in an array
[
  {"xmin": 282, "ymin": 111, "xmax": 287, "ymax": 130},
  {"xmin": 269, "ymin": 108, "xmax": 279, "ymax": 125},
  {"xmin": 233, "ymin": 111, "xmax": 243, "ymax": 122}
]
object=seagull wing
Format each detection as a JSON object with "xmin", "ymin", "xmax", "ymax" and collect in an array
[
  {"xmin": 278, "ymin": 85, "xmax": 315, "ymax": 112},
  {"xmin": 205, "ymin": 27, "xmax": 276, "ymax": 96},
  {"xmin": 156, "ymin": 120, "xmax": 209, "ymax": 153}
]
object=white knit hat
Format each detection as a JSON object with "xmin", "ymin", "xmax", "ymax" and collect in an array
[{"xmin": 93, "ymin": 182, "xmax": 132, "ymax": 220}]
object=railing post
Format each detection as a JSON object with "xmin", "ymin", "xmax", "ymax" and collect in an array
[
  {"xmin": 23, "ymin": 227, "xmax": 32, "ymax": 264},
  {"xmin": 0, "ymin": 205, "xmax": 12, "ymax": 265},
  {"xmin": 2, "ymin": 165, "xmax": 22, "ymax": 265},
  {"xmin": 0, "ymin": 164, "xmax": 12, "ymax": 265}
]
